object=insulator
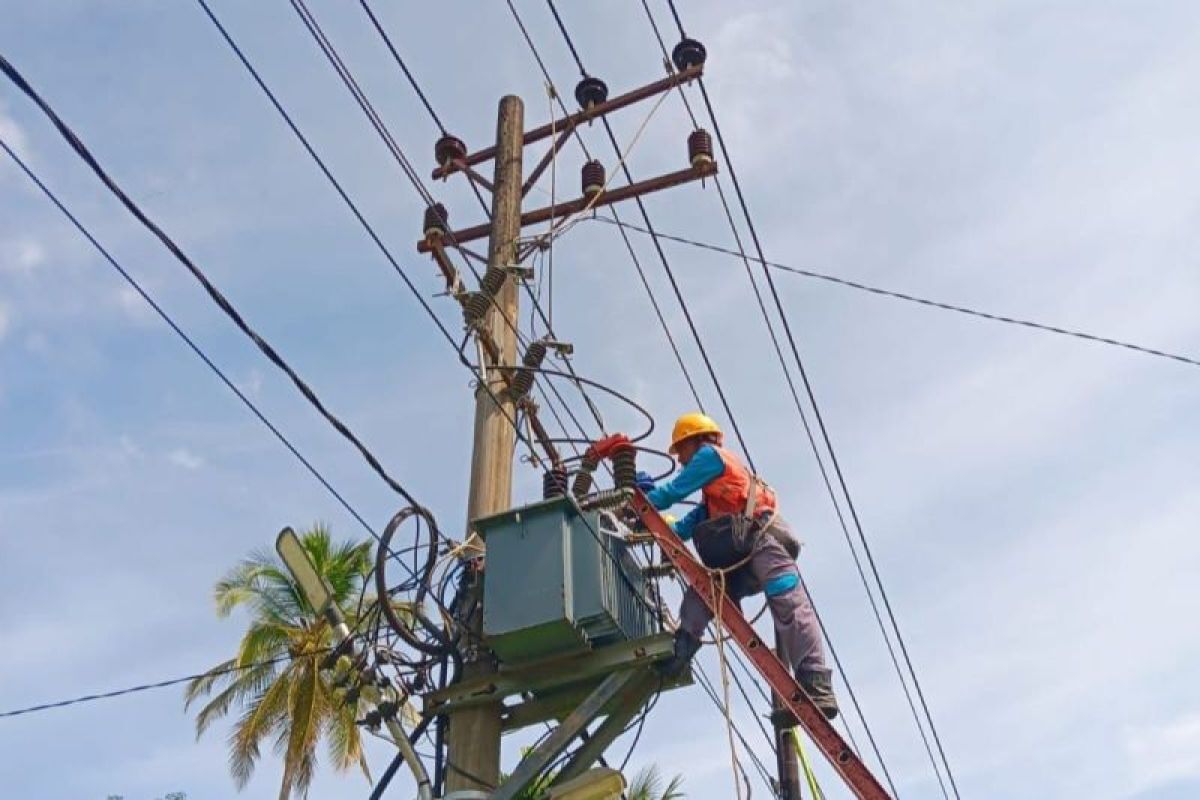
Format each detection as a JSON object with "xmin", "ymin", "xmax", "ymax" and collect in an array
[
  {"xmin": 434, "ymin": 134, "xmax": 467, "ymax": 167},
  {"xmin": 480, "ymin": 266, "xmax": 507, "ymax": 298},
  {"xmin": 671, "ymin": 38, "xmax": 708, "ymax": 72},
  {"xmin": 574, "ymin": 76, "xmax": 609, "ymax": 111},
  {"xmin": 508, "ymin": 340, "xmax": 548, "ymax": 400},
  {"xmin": 688, "ymin": 128, "xmax": 715, "ymax": 167},
  {"xmin": 581, "ymin": 160, "xmax": 605, "ymax": 198},
  {"xmin": 572, "ymin": 453, "xmax": 599, "ymax": 499},
  {"xmin": 543, "ymin": 466, "xmax": 569, "ymax": 499},
  {"xmin": 579, "ymin": 487, "xmax": 631, "ymax": 511},
  {"xmin": 611, "ymin": 446, "xmax": 637, "ymax": 491},
  {"xmin": 462, "ymin": 291, "xmax": 490, "ymax": 327},
  {"xmin": 422, "ymin": 203, "xmax": 448, "ymax": 239},
  {"xmin": 523, "ymin": 340, "xmax": 549, "ymax": 368}
]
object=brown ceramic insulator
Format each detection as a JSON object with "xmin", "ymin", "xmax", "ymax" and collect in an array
[
  {"xmin": 581, "ymin": 160, "xmax": 605, "ymax": 197},
  {"xmin": 434, "ymin": 134, "xmax": 467, "ymax": 167},
  {"xmin": 688, "ymin": 129, "xmax": 715, "ymax": 167},
  {"xmin": 422, "ymin": 203, "xmax": 448, "ymax": 238}
]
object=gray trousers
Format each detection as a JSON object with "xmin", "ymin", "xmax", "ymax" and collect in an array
[{"xmin": 679, "ymin": 516, "xmax": 827, "ymax": 674}]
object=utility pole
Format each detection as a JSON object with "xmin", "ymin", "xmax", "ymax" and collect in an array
[
  {"xmin": 445, "ymin": 94, "xmax": 525, "ymax": 794},
  {"xmin": 774, "ymin": 641, "xmax": 802, "ymax": 799}
]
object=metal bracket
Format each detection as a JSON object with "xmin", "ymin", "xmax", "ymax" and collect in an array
[{"xmin": 491, "ymin": 670, "xmax": 639, "ymax": 800}]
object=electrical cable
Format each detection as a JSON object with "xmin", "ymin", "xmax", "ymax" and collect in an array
[
  {"xmin": 662, "ymin": 4, "xmax": 961, "ymax": 794},
  {"xmin": 0, "ymin": 50, "xmax": 435, "ymax": 514},
  {"xmin": 194, "ymin": 6, "xmax": 664, "ymax": 705},
  {"xmin": 544, "ymin": 0, "xmax": 758, "ymax": 470},
  {"xmin": 594, "ymin": 216, "xmax": 1200, "ymax": 370},
  {"xmin": 534, "ymin": 8, "xmax": 889, "ymax": 792},
  {"xmin": 503, "ymin": 0, "xmax": 707, "ymax": 411},
  {"xmin": 3, "ymin": 47, "xmax": 471, "ymax": 672},
  {"xmin": 190, "ymin": 0, "xmax": 544, "ymax": 476},
  {"xmin": 0, "ymin": 631, "xmax": 373, "ymax": 721},
  {"xmin": 0, "ymin": 137, "xmax": 388, "ymax": 548},
  {"xmin": 307, "ymin": 0, "xmax": 613, "ymax": 446},
  {"xmin": 356, "ymin": 0, "xmax": 446, "ymax": 133},
  {"xmin": 632, "ymin": 4, "xmax": 903, "ymax": 788}
]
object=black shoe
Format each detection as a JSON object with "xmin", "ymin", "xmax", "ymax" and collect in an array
[
  {"xmin": 798, "ymin": 668, "xmax": 839, "ymax": 720},
  {"xmin": 657, "ymin": 630, "xmax": 701, "ymax": 678}
]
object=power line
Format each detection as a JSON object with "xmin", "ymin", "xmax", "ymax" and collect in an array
[
  {"xmin": 630, "ymin": 6, "xmax": 904, "ymax": 788},
  {"xmin": 544, "ymin": 0, "xmax": 757, "ymax": 469},
  {"xmin": 594, "ymin": 215, "xmax": 1200, "ymax": 370},
  {"xmin": 0, "ymin": 653, "xmax": 297, "ymax": 720},
  {"xmin": 0, "ymin": 138, "xmax": 384, "ymax": 545},
  {"xmin": 357, "ymin": 0, "xmax": 447, "ymax": 134},
  {"xmin": 0, "ymin": 49, "xmax": 433, "ymax": 513},
  {"xmin": 526, "ymin": 9, "xmax": 901, "ymax": 794},
  {"xmin": 662, "ymin": 3, "xmax": 961, "ymax": 794},
  {"xmin": 323, "ymin": 0, "xmax": 612, "ymax": 442},
  {"xmin": 503, "ymin": 0, "xmax": 707, "ymax": 412},
  {"xmin": 187, "ymin": 0, "xmax": 544, "ymax": 469}
]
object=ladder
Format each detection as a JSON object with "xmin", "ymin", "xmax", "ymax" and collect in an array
[{"xmin": 629, "ymin": 490, "xmax": 893, "ymax": 800}]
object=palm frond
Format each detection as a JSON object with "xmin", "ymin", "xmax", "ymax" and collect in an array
[
  {"xmin": 229, "ymin": 669, "xmax": 293, "ymax": 788},
  {"xmin": 281, "ymin": 660, "xmax": 322, "ymax": 798},
  {"xmin": 183, "ymin": 658, "xmax": 237, "ymax": 709},
  {"xmin": 194, "ymin": 663, "xmax": 278, "ymax": 738}
]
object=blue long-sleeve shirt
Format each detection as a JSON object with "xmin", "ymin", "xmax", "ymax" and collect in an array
[{"xmin": 646, "ymin": 444, "xmax": 725, "ymax": 540}]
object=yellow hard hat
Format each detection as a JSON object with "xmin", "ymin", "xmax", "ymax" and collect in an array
[{"xmin": 668, "ymin": 412, "xmax": 723, "ymax": 453}]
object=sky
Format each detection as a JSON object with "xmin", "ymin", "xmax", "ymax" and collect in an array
[{"xmin": 1, "ymin": 1, "xmax": 1198, "ymax": 798}]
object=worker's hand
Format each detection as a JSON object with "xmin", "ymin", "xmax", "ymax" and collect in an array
[
  {"xmin": 588, "ymin": 433, "xmax": 631, "ymax": 459},
  {"xmin": 634, "ymin": 470, "xmax": 656, "ymax": 493}
]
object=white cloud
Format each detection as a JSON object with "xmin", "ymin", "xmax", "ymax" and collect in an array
[
  {"xmin": 1125, "ymin": 713, "xmax": 1200, "ymax": 792},
  {"xmin": 0, "ymin": 102, "xmax": 28, "ymax": 165},
  {"xmin": 119, "ymin": 435, "xmax": 144, "ymax": 460},
  {"xmin": 1, "ymin": 238, "xmax": 44, "ymax": 276},
  {"xmin": 167, "ymin": 448, "xmax": 204, "ymax": 470},
  {"xmin": 114, "ymin": 284, "xmax": 155, "ymax": 324},
  {"xmin": 244, "ymin": 368, "xmax": 264, "ymax": 399}
]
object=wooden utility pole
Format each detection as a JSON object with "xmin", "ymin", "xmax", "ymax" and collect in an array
[{"xmin": 445, "ymin": 94, "xmax": 525, "ymax": 794}]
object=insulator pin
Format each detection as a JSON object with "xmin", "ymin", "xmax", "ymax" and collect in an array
[
  {"xmin": 434, "ymin": 134, "xmax": 467, "ymax": 168},
  {"xmin": 574, "ymin": 76, "xmax": 609, "ymax": 111},
  {"xmin": 581, "ymin": 160, "xmax": 605, "ymax": 198},
  {"xmin": 688, "ymin": 129, "xmax": 715, "ymax": 167},
  {"xmin": 671, "ymin": 38, "xmax": 708, "ymax": 72},
  {"xmin": 543, "ymin": 466, "xmax": 569, "ymax": 499},
  {"xmin": 423, "ymin": 203, "xmax": 449, "ymax": 239}
]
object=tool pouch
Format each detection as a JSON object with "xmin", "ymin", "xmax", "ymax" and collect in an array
[{"xmin": 693, "ymin": 513, "xmax": 761, "ymax": 570}]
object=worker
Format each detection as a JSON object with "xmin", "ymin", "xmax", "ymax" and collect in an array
[{"xmin": 636, "ymin": 412, "xmax": 838, "ymax": 719}]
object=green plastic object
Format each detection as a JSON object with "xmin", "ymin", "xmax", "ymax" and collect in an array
[{"xmin": 476, "ymin": 496, "xmax": 657, "ymax": 664}]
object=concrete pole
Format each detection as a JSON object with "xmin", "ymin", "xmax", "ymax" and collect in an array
[
  {"xmin": 444, "ymin": 93, "xmax": 525, "ymax": 794},
  {"xmin": 775, "ymin": 641, "xmax": 803, "ymax": 799}
]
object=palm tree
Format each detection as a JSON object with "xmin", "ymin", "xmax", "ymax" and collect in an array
[
  {"xmin": 626, "ymin": 765, "xmax": 685, "ymax": 800},
  {"xmin": 184, "ymin": 524, "xmax": 373, "ymax": 799}
]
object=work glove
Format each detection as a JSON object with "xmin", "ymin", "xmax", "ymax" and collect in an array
[{"xmin": 634, "ymin": 470, "xmax": 656, "ymax": 493}]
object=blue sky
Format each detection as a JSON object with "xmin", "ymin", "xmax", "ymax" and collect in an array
[{"xmin": 2, "ymin": 1, "xmax": 1199, "ymax": 798}]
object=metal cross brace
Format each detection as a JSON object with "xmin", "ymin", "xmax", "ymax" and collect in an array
[{"xmin": 491, "ymin": 669, "xmax": 641, "ymax": 800}]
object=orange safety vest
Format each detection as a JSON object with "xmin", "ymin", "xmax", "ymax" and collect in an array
[{"xmin": 701, "ymin": 446, "xmax": 778, "ymax": 519}]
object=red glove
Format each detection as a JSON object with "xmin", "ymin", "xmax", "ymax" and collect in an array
[{"xmin": 587, "ymin": 433, "xmax": 631, "ymax": 460}]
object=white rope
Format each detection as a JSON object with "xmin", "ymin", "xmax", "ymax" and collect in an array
[{"xmin": 532, "ymin": 87, "xmax": 671, "ymax": 247}]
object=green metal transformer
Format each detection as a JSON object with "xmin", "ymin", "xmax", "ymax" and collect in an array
[{"xmin": 475, "ymin": 496, "xmax": 658, "ymax": 664}]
